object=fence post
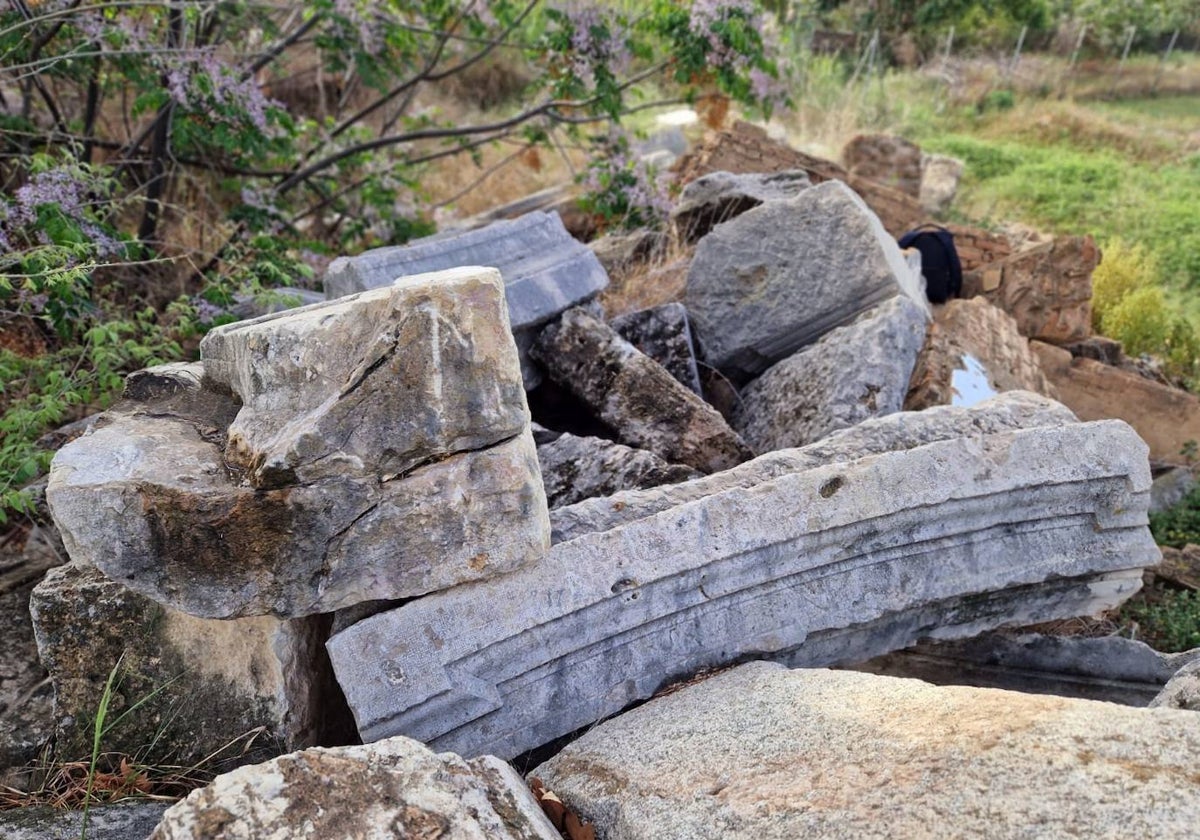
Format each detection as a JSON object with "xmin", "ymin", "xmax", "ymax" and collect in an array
[
  {"xmin": 1005, "ymin": 25, "xmax": 1028, "ymax": 83},
  {"xmin": 1152, "ymin": 28, "xmax": 1181, "ymax": 93},
  {"xmin": 1110, "ymin": 24, "xmax": 1136, "ymax": 97}
]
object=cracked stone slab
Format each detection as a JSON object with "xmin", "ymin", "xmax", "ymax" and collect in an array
[
  {"xmin": 202, "ymin": 267, "xmax": 527, "ymax": 488},
  {"xmin": 733, "ymin": 296, "xmax": 928, "ymax": 453},
  {"xmin": 150, "ymin": 736, "xmax": 559, "ymax": 840},
  {"xmin": 531, "ymin": 662, "xmax": 1200, "ymax": 840},
  {"xmin": 550, "ymin": 391, "xmax": 1076, "ymax": 543},
  {"xmin": 47, "ymin": 411, "xmax": 549, "ymax": 618},
  {"xmin": 323, "ymin": 212, "xmax": 609, "ymax": 389},
  {"xmin": 533, "ymin": 307, "xmax": 752, "ymax": 473},
  {"xmin": 328, "ymin": 418, "xmax": 1157, "ymax": 758},
  {"xmin": 684, "ymin": 179, "xmax": 927, "ymax": 383}
]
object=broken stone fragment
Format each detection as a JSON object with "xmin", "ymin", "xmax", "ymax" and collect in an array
[
  {"xmin": 684, "ymin": 180, "xmax": 927, "ymax": 383},
  {"xmin": 1151, "ymin": 659, "xmax": 1200, "ymax": 711},
  {"xmin": 733, "ymin": 296, "xmax": 928, "ymax": 453},
  {"xmin": 537, "ymin": 433, "xmax": 700, "ymax": 508},
  {"xmin": 327, "ymin": 417, "xmax": 1157, "ymax": 759},
  {"xmin": 670, "ymin": 169, "xmax": 810, "ymax": 243},
  {"xmin": 323, "ymin": 212, "xmax": 610, "ymax": 389},
  {"xmin": 47, "ymin": 411, "xmax": 548, "ymax": 618},
  {"xmin": 202, "ymin": 267, "xmax": 527, "ymax": 488},
  {"xmin": 532, "ymin": 662, "xmax": 1200, "ymax": 840},
  {"xmin": 610, "ymin": 302, "xmax": 704, "ymax": 395},
  {"xmin": 551, "ymin": 391, "xmax": 1078, "ymax": 543},
  {"xmin": 28, "ymin": 562, "xmax": 336, "ymax": 769},
  {"xmin": 533, "ymin": 307, "xmax": 752, "ymax": 473},
  {"xmin": 150, "ymin": 736, "xmax": 560, "ymax": 840},
  {"xmin": 904, "ymin": 296, "xmax": 1057, "ymax": 411}
]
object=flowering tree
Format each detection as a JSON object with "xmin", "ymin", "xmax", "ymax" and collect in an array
[{"xmin": 0, "ymin": 0, "xmax": 783, "ymax": 518}]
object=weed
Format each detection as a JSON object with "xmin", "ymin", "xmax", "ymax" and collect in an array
[
  {"xmin": 1150, "ymin": 484, "xmax": 1200, "ymax": 549},
  {"xmin": 1123, "ymin": 589, "xmax": 1200, "ymax": 653}
]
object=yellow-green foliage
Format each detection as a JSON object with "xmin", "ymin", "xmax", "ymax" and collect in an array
[{"xmin": 1091, "ymin": 239, "xmax": 1200, "ymax": 384}]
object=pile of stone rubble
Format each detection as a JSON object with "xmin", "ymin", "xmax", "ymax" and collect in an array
[{"xmin": 4, "ymin": 128, "xmax": 1199, "ymax": 839}]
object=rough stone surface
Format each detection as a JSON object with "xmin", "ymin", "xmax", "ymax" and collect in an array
[
  {"xmin": 533, "ymin": 307, "xmax": 751, "ymax": 473},
  {"xmin": 684, "ymin": 180, "xmax": 926, "ymax": 383},
  {"xmin": 551, "ymin": 392, "xmax": 1077, "ymax": 543},
  {"xmin": 323, "ymin": 212, "xmax": 609, "ymax": 388},
  {"xmin": 202, "ymin": 268, "xmax": 527, "ymax": 488},
  {"xmin": 841, "ymin": 133, "xmax": 923, "ymax": 197},
  {"xmin": 945, "ymin": 223, "xmax": 1013, "ymax": 273},
  {"xmin": 123, "ymin": 361, "xmax": 205, "ymax": 402},
  {"xmin": 1152, "ymin": 658, "xmax": 1200, "ymax": 711},
  {"xmin": 1155, "ymin": 544, "xmax": 1200, "ymax": 590},
  {"xmin": 0, "ymin": 800, "xmax": 171, "ymax": 840},
  {"xmin": 537, "ymin": 433, "xmax": 700, "ymax": 508},
  {"xmin": 328, "ymin": 418, "xmax": 1156, "ymax": 759},
  {"xmin": 0, "ymin": 528, "xmax": 59, "ymax": 774},
  {"xmin": 1066, "ymin": 335, "xmax": 1124, "ymax": 366},
  {"xmin": 919, "ymin": 153, "xmax": 964, "ymax": 214},
  {"xmin": 29, "ymin": 562, "xmax": 337, "ymax": 768},
  {"xmin": 532, "ymin": 662, "xmax": 1200, "ymax": 840},
  {"xmin": 1151, "ymin": 467, "xmax": 1196, "ymax": 513},
  {"xmin": 734, "ymin": 296, "xmax": 927, "ymax": 453},
  {"xmin": 48, "ymin": 407, "xmax": 548, "ymax": 618},
  {"xmin": 150, "ymin": 737, "xmax": 559, "ymax": 840},
  {"xmin": 671, "ymin": 170, "xmax": 810, "ymax": 243},
  {"xmin": 963, "ymin": 236, "xmax": 1098, "ymax": 345},
  {"xmin": 905, "ymin": 297, "xmax": 1056, "ymax": 411},
  {"xmin": 856, "ymin": 632, "xmax": 1199, "ymax": 707},
  {"xmin": 609, "ymin": 302, "xmax": 703, "ymax": 394},
  {"xmin": 1033, "ymin": 340, "xmax": 1200, "ymax": 464}
]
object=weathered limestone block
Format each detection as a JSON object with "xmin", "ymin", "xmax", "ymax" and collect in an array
[
  {"xmin": 122, "ymin": 361, "xmax": 205, "ymax": 402},
  {"xmin": 1033, "ymin": 340, "xmax": 1200, "ymax": 464},
  {"xmin": 610, "ymin": 302, "xmax": 703, "ymax": 395},
  {"xmin": 532, "ymin": 663, "xmax": 1200, "ymax": 840},
  {"xmin": 202, "ymin": 268, "xmax": 526, "ymax": 488},
  {"xmin": 1152, "ymin": 659, "xmax": 1200, "ymax": 711},
  {"xmin": 841, "ymin": 133, "xmax": 923, "ymax": 197},
  {"xmin": 684, "ymin": 180, "xmax": 926, "ymax": 383},
  {"xmin": 1151, "ymin": 467, "xmax": 1196, "ymax": 513},
  {"xmin": 28, "ymin": 563, "xmax": 335, "ymax": 768},
  {"xmin": 0, "ymin": 801, "xmax": 172, "ymax": 840},
  {"xmin": 734, "ymin": 296, "xmax": 927, "ymax": 453},
  {"xmin": 552, "ymin": 391, "xmax": 1077, "ymax": 543},
  {"xmin": 919, "ymin": 152, "xmax": 964, "ymax": 214},
  {"xmin": 533, "ymin": 308, "xmax": 752, "ymax": 473},
  {"xmin": 904, "ymin": 297, "xmax": 1056, "ymax": 411},
  {"xmin": 328, "ymin": 419, "xmax": 1157, "ymax": 758},
  {"xmin": 151, "ymin": 737, "xmax": 559, "ymax": 840},
  {"xmin": 670, "ymin": 170, "xmax": 810, "ymax": 243},
  {"xmin": 857, "ymin": 632, "xmax": 1200, "ymax": 707},
  {"xmin": 323, "ymin": 212, "xmax": 609, "ymax": 388},
  {"xmin": 47, "ymin": 411, "xmax": 548, "ymax": 618},
  {"xmin": 537, "ymin": 433, "xmax": 700, "ymax": 508},
  {"xmin": 1154, "ymin": 544, "xmax": 1200, "ymax": 590},
  {"xmin": 963, "ymin": 236, "xmax": 1097, "ymax": 345}
]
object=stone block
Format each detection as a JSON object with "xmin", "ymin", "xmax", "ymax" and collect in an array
[
  {"xmin": 962, "ymin": 236, "xmax": 1097, "ymax": 345},
  {"xmin": 29, "ymin": 563, "xmax": 336, "ymax": 769},
  {"xmin": 1154, "ymin": 544, "xmax": 1200, "ymax": 590},
  {"xmin": 904, "ymin": 296, "xmax": 1056, "ymax": 411},
  {"xmin": 684, "ymin": 180, "xmax": 926, "ymax": 383},
  {"xmin": 0, "ymin": 801, "xmax": 171, "ymax": 840},
  {"xmin": 609, "ymin": 302, "xmax": 703, "ymax": 394},
  {"xmin": 150, "ymin": 737, "xmax": 559, "ymax": 840},
  {"xmin": 532, "ymin": 663, "xmax": 1200, "ymax": 840},
  {"xmin": 670, "ymin": 170, "xmax": 810, "ymax": 243},
  {"xmin": 733, "ymin": 296, "xmax": 927, "ymax": 453},
  {"xmin": 323, "ymin": 212, "xmax": 610, "ymax": 389},
  {"xmin": 201, "ymin": 267, "xmax": 527, "ymax": 488},
  {"xmin": 550, "ymin": 391, "xmax": 1077, "ymax": 543},
  {"xmin": 533, "ymin": 308, "xmax": 751, "ymax": 473},
  {"xmin": 1033, "ymin": 340, "xmax": 1200, "ymax": 464},
  {"xmin": 919, "ymin": 153, "xmax": 964, "ymax": 214},
  {"xmin": 48, "ymin": 410, "xmax": 548, "ymax": 619},
  {"xmin": 1152, "ymin": 659, "xmax": 1200, "ymax": 711},
  {"xmin": 328, "ymin": 418, "xmax": 1157, "ymax": 759},
  {"xmin": 537, "ymin": 433, "xmax": 700, "ymax": 508},
  {"xmin": 841, "ymin": 133, "xmax": 922, "ymax": 197}
]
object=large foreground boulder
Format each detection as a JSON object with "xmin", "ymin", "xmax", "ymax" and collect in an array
[
  {"xmin": 151, "ymin": 736, "xmax": 559, "ymax": 840},
  {"xmin": 532, "ymin": 662, "xmax": 1200, "ymax": 840},
  {"xmin": 734, "ymin": 296, "xmax": 927, "ymax": 452},
  {"xmin": 533, "ymin": 307, "xmax": 752, "ymax": 473},
  {"xmin": 327, "ymin": 411, "xmax": 1156, "ymax": 758},
  {"xmin": 684, "ymin": 180, "xmax": 926, "ymax": 383},
  {"xmin": 323, "ymin": 212, "xmax": 609, "ymax": 388}
]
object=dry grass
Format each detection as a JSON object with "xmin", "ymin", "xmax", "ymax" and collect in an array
[{"xmin": 597, "ymin": 236, "xmax": 694, "ymax": 319}]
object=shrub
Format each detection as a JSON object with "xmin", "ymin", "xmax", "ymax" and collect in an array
[
  {"xmin": 1091, "ymin": 238, "xmax": 1156, "ymax": 332},
  {"xmin": 1150, "ymin": 484, "xmax": 1200, "ymax": 549},
  {"xmin": 1124, "ymin": 588, "xmax": 1200, "ymax": 653}
]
